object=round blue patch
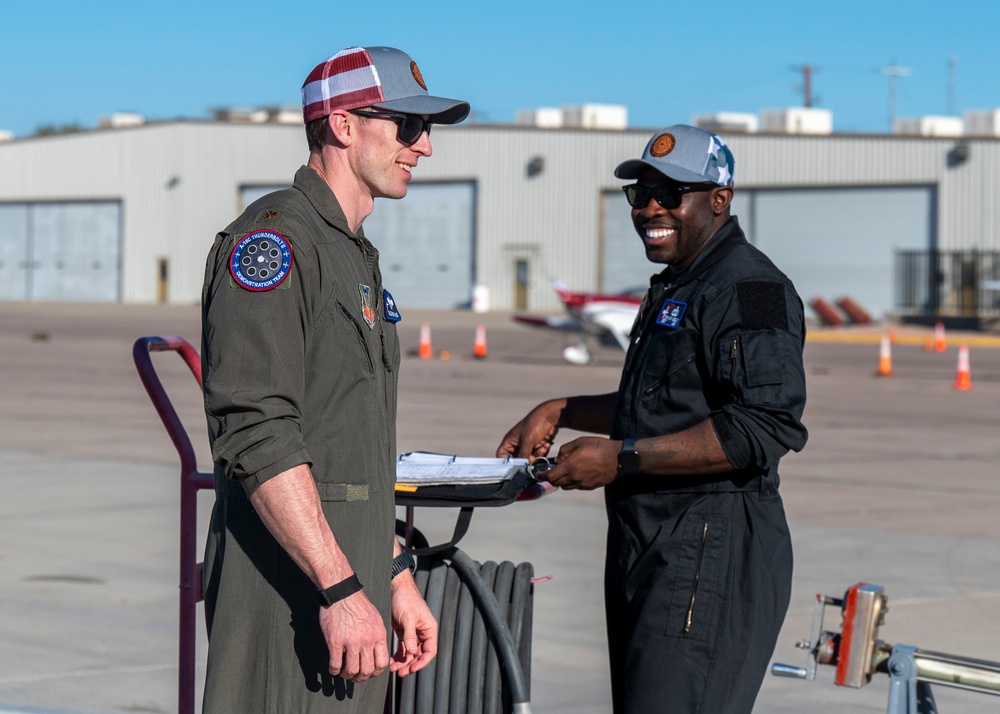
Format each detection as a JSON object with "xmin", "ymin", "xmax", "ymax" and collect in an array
[{"xmin": 229, "ymin": 230, "xmax": 293, "ymax": 291}]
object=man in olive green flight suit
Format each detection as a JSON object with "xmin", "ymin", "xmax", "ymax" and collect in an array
[{"xmin": 200, "ymin": 46, "xmax": 470, "ymax": 712}]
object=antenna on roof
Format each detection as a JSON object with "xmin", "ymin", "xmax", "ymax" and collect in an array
[{"xmin": 880, "ymin": 61, "xmax": 912, "ymax": 130}]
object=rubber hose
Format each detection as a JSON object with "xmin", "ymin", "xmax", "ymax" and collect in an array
[
  {"xmin": 448, "ymin": 567, "xmax": 476, "ymax": 714},
  {"xmin": 508, "ymin": 563, "xmax": 534, "ymax": 695},
  {"xmin": 415, "ymin": 559, "xmax": 448, "ymax": 714},
  {"xmin": 449, "ymin": 550, "xmax": 531, "ymax": 709},
  {"xmin": 483, "ymin": 561, "xmax": 515, "ymax": 714},
  {"xmin": 432, "ymin": 565, "xmax": 461, "ymax": 714},
  {"xmin": 466, "ymin": 560, "xmax": 497, "ymax": 712}
]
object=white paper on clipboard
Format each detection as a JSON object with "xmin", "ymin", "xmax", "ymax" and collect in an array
[{"xmin": 396, "ymin": 452, "xmax": 531, "ymax": 486}]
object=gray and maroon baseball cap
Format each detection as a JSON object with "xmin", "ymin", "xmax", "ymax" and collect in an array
[
  {"xmin": 301, "ymin": 46, "xmax": 470, "ymax": 125},
  {"xmin": 615, "ymin": 124, "xmax": 735, "ymax": 186}
]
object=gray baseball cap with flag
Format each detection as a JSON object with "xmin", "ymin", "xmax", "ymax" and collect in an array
[{"xmin": 614, "ymin": 124, "xmax": 735, "ymax": 186}]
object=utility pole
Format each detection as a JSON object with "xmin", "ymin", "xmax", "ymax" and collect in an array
[
  {"xmin": 791, "ymin": 64, "xmax": 818, "ymax": 108},
  {"xmin": 947, "ymin": 55, "xmax": 958, "ymax": 115},
  {"xmin": 881, "ymin": 60, "xmax": 912, "ymax": 130}
]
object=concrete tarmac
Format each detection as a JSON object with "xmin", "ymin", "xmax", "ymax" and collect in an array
[{"xmin": 1, "ymin": 303, "xmax": 999, "ymax": 713}]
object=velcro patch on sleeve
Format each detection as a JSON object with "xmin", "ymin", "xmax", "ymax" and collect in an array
[{"xmin": 736, "ymin": 281, "xmax": 788, "ymax": 331}]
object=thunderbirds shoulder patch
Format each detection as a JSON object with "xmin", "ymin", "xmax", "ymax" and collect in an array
[{"xmin": 229, "ymin": 230, "xmax": 293, "ymax": 291}]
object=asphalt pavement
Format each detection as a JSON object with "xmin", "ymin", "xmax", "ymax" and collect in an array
[{"xmin": 1, "ymin": 303, "xmax": 999, "ymax": 713}]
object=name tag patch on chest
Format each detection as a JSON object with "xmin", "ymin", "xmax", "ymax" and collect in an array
[
  {"xmin": 655, "ymin": 299, "xmax": 687, "ymax": 328},
  {"xmin": 358, "ymin": 284, "xmax": 376, "ymax": 329},
  {"xmin": 383, "ymin": 289, "xmax": 401, "ymax": 323},
  {"xmin": 229, "ymin": 230, "xmax": 293, "ymax": 291}
]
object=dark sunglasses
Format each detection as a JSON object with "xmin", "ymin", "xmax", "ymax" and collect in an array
[
  {"xmin": 350, "ymin": 109, "xmax": 432, "ymax": 144},
  {"xmin": 622, "ymin": 183, "xmax": 716, "ymax": 210}
]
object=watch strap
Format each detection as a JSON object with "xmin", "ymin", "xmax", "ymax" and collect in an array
[
  {"xmin": 392, "ymin": 551, "xmax": 416, "ymax": 579},
  {"xmin": 317, "ymin": 573, "xmax": 363, "ymax": 607},
  {"xmin": 618, "ymin": 437, "xmax": 641, "ymax": 476}
]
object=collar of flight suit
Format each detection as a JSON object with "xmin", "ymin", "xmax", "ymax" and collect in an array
[
  {"xmin": 292, "ymin": 165, "xmax": 376, "ymax": 253},
  {"xmin": 651, "ymin": 215, "xmax": 748, "ymax": 291}
]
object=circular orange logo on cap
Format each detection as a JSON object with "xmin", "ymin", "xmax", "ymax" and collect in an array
[
  {"xmin": 650, "ymin": 133, "xmax": 675, "ymax": 157},
  {"xmin": 410, "ymin": 61, "xmax": 427, "ymax": 90}
]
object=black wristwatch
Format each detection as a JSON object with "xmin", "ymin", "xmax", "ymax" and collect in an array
[
  {"xmin": 618, "ymin": 438, "xmax": 641, "ymax": 477},
  {"xmin": 391, "ymin": 551, "xmax": 416, "ymax": 579}
]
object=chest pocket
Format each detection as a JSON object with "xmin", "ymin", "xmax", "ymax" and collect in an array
[
  {"xmin": 718, "ymin": 330, "xmax": 785, "ymax": 406},
  {"xmin": 337, "ymin": 300, "xmax": 376, "ymax": 374},
  {"xmin": 638, "ymin": 326, "xmax": 699, "ymax": 404}
]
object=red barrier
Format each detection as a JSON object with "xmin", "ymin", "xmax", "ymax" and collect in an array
[
  {"xmin": 835, "ymin": 296, "xmax": 873, "ymax": 325},
  {"xmin": 808, "ymin": 297, "xmax": 846, "ymax": 327},
  {"xmin": 133, "ymin": 336, "xmax": 213, "ymax": 714}
]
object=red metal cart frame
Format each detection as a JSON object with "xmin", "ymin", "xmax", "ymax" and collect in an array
[{"xmin": 133, "ymin": 335, "xmax": 212, "ymax": 714}]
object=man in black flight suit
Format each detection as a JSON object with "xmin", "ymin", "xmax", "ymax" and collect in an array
[{"xmin": 497, "ymin": 124, "xmax": 808, "ymax": 714}]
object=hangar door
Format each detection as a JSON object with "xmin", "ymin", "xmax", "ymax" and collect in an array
[
  {"xmin": 0, "ymin": 202, "xmax": 121, "ymax": 302},
  {"xmin": 601, "ymin": 186, "xmax": 932, "ymax": 318},
  {"xmin": 732, "ymin": 187, "xmax": 933, "ymax": 319},
  {"xmin": 241, "ymin": 182, "xmax": 476, "ymax": 309}
]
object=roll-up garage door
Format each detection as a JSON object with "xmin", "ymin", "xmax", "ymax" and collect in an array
[
  {"xmin": 0, "ymin": 201, "xmax": 121, "ymax": 302},
  {"xmin": 363, "ymin": 182, "xmax": 475, "ymax": 309},
  {"xmin": 738, "ymin": 187, "xmax": 933, "ymax": 319},
  {"xmin": 0, "ymin": 204, "xmax": 29, "ymax": 300},
  {"xmin": 242, "ymin": 182, "xmax": 476, "ymax": 309},
  {"xmin": 601, "ymin": 186, "xmax": 932, "ymax": 318},
  {"xmin": 600, "ymin": 189, "xmax": 655, "ymax": 294}
]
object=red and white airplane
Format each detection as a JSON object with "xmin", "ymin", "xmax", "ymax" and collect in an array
[{"xmin": 513, "ymin": 280, "xmax": 643, "ymax": 364}]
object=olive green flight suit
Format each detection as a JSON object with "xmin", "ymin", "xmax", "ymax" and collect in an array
[{"xmin": 200, "ymin": 166, "xmax": 399, "ymax": 712}]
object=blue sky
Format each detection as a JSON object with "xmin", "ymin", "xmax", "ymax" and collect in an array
[{"xmin": 2, "ymin": 0, "xmax": 998, "ymax": 138}]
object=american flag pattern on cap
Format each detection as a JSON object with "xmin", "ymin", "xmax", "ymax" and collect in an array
[{"xmin": 301, "ymin": 47, "xmax": 385, "ymax": 123}]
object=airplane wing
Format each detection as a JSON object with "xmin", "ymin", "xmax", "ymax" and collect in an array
[{"xmin": 511, "ymin": 280, "xmax": 642, "ymax": 363}]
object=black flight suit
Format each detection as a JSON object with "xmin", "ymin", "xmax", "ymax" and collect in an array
[{"xmin": 606, "ymin": 216, "xmax": 808, "ymax": 714}]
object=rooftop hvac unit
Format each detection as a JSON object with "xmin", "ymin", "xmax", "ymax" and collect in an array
[
  {"xmin": 515, "ymin": 108, "xmax": 563, "ymax": 128},
  {"xmin": 98, "ymin": 113, "xmax": 145, "ymax": 129},
  {"xmin": 893, "ymin": 115, "xmax": 964, "ymax": 137},
  {"xmin": 760, "ymin": 107, "xmax": 833, "ymax": 135},
  {"xmin": 693, "ymin": 112, "xmax": 759, "ymax": 133},
  {"xmin": 963, "ymin": 109, "xmax": 1000, "ymax": 136},
  {"xmin": 561, "ymin": 104, "xmax": 628, "ymax": 130}
]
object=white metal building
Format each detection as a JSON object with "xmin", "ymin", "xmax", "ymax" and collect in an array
[{"xmin": 1, "ymin": 121, "xmax": 998, "ymax": 319}]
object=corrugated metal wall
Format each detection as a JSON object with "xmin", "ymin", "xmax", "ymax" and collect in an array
[{"xmin": 1, "ymin": 123, "xmax": 997, "ymax": 309}]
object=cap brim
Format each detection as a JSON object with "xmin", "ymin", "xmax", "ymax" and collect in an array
[
  {"xmin": 614, "ymin": 159, "xmax": 713, "ymax": 184},
  {"xmin": 371, "ymin": 95, "xmax": 470, "ymax": 124}
]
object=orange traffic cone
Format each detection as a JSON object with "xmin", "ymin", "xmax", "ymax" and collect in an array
[
  {"xmin": 875, "ymin": 335, "xmax": 894, "ymax": 377},
  {"xmin": 934, "ymin": 321, "xmax": 947, "ymax": 352},
  {"xmin": 923, "ymin": 335, "xmax": 934, "ymax": 352},
  {"xmin": 473, "ymin": 324, "xmax": 488, "ymax": 359},
  {"xmin": 418, "ymin": 323, "xmax": 433, "ymax": 359},
  {"xmin": 954, "ymin": 345, "xmax": 972, "ymax": 390}
]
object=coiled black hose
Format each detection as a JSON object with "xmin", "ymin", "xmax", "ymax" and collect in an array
[{"xmin": 393, "ymin": 524, "xmax": 534, "ymax": 714}]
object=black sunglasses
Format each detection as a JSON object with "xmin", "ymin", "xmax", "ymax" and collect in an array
[
  {"xmin": 622, "ymin": 183, "xmax": 716, "ymax": 210},
  {"xmin": 350, "ymin": 109, "xmax": 432, "ymax": 145}
]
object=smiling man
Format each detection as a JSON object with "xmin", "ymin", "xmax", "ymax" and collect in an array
[
  {"xmin": 497, "ymin": 125, "xmax": 808, "ymax": 714},
  {"xmin": 200, "ymin": 47, "xmax": 468, "ymax": 712}
]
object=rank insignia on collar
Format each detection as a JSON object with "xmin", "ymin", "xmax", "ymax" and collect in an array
[
  {"xmin": 359, "ymin": 284, "xmax": 376, "ymax": 328},
  {"xmin": 655, "ymin": 299, "xmax": 687, "ymax": 329},
  {"xmin": 229, "ymin": 230, "xmax": 293, "ymax": 291},
  {"xmin": 383, "ymin": 289, "xmax": 401, "ymax": 323}
]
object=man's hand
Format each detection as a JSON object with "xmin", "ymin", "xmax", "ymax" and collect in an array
[
  {"xmin": 496, "ymin": 399, "xmax": 566, "ymax": 459},
  {"xmin": 389, "ymin": 574, "xmax": 438, "ymax": 676},
  {"xmin": 320, "ymin": 589, "xmax": 391, "ymax": 683},
  {"xmin": 544, "ymin": 436, "xmax": 620, "ymax": 490}
]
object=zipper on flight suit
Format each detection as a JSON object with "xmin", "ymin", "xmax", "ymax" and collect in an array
[
  {"xmin": 643, "ymin": 355, "xmax": 696, "ymax": 396},
  {"xmin": 683, "ymin": 520, "xmax": 709, "ymax": 634},
  {"xmin": 338, "ymin": 303, "xmax": 375, "ymax": 373}
]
